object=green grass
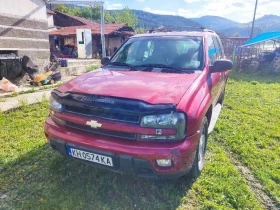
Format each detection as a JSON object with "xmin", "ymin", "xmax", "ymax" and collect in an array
[
  {"xmin": 179, "ymin": 141, "xmax": 261, "ymax": 210},
  {"xmin": 0, "ymin": 71, "xmax": 279, "ymax": 209},
  {"xmin": 212, "ymin": 71, "xmax": 280, "ymax": 204}
]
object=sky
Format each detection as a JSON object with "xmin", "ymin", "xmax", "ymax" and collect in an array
[{"xmin": 103, "ymin": 0, "xmax": 280, "ymax": 23}]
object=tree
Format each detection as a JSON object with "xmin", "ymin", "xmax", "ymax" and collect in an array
[
  {"xmin": 55, "ymin": 5, "xmax": 138, "ymax": 30},
  {"xmin": 113, "ymin": 8, "xmax": 137, "ymax": 29},
  {"xmin": 55, "ymin": 5, "xmax": 70, "ymax": 13}
]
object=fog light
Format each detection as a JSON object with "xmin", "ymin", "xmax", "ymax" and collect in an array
[
  {"xmin": 140, "ymin": 135, "xmax": 176, "ymax": 140},
  {"xmin": 156, "ymin": 159, "xmax": 172, "ymax": 167}
]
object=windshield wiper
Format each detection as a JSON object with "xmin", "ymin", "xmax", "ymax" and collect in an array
[
  {"xmin": 107, "ymin": 62, "xmax": 195, "ymax": 73},
  {"xmin": 134, "ymin": 64, "xmax": 183, "ymax": 72},
  {"xmin": 107, "ymin": 62, "xmax": 140, "ymax": 71}
]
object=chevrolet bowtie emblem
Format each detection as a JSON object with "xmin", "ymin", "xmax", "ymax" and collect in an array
[{"xmin": 86, "ymin": 120, "xmax": 102, "ymax": 129}]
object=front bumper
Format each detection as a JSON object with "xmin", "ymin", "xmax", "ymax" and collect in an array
[{"xmin": 45, "ymin": 117, "xmax": 200, "ymax": 179}]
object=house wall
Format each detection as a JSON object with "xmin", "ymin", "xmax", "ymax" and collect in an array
[
  {"xmin": 47, "ymin": 13, "xmax": 54, "ymax": 29},
  {"xmin": 0, "ymin": 0, "xmax": 49, "ymax": 72},
  {"xmin": 91, "ymin": 35, "xmax": 125, "ymax": 57},
  {"xmin": 107, "ymin": 36, "xmax": 123, "ymax": 56}
]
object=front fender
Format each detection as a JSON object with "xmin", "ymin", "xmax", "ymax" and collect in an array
[
  {"xmin": 177, "ymin": 77, "xmax": 212, "ymax": 137},
  {"xmin": 186, "ymin": 93, "xmax": 212, "ymax": 136}
]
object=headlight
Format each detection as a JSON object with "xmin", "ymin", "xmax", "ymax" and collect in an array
[
  {"xmin": 140, "ymin": 112, "xmax": 186, "ymax": 141},
  {"xmin": 141, "ymin": 113, "xmax": 185, "ymax": 128},
  {"xmin": 49, "ymin": 95, "xmax": 64, "ymax": 112}
]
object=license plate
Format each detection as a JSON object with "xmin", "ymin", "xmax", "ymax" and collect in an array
[{"xmin": 67, "ymin": 147, "xmax": 113, "ymax": 167}]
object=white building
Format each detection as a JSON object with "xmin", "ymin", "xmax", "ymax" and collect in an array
[{"xmin": 0, "ymin": 0, "xmax": 50, "ymax": 69}]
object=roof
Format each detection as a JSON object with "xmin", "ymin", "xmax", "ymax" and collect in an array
[
  {"xmin": 242, "ymin": 31, "xmax": 280, "ymax": 47},
  {"xmin": 49, "ymin": 24, "xmax": 133, "ymax": 36},
  {"xmin": 54, "ymin": 11, "xmax": 98, "ymax": 26}
]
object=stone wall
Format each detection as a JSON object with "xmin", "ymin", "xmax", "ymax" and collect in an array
[{"xmin": 0, "ymin": 0, "xmax": 50, "ymax": 73}]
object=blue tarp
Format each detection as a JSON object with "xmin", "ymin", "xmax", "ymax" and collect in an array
[{"xmin": 242, "ymin": 31, "xmax": 280, "ymax": 47}]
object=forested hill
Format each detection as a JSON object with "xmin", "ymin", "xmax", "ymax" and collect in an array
[{"xmin": 110, "ymin": 9, "xmax": 202, "ymax": 30}]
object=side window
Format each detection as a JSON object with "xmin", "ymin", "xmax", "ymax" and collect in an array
[
  {"xmin": 207, "ymin": 36, "xmax": 217, "ymax": 65},
  {"xmin": 213, "ymin": 36, "xmax": 224, "ymax": 59}
]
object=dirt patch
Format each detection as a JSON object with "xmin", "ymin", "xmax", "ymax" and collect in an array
[{"xmin": 229, "ymin": 153, "xmax": 279, "ymax": 210}]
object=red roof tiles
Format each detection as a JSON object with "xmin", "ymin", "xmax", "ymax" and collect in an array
[{"xmin": 55, "ymin": 11, "xmax": 99, "ymax": 26}]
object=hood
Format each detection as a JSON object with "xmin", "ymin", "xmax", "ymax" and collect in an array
[{"xmin": 57, "ymin": 69, "xmax": 200, "ymax": 104}]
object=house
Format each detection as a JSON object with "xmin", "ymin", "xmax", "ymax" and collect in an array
[
  {"xmin": 48, "ymin": 11, "xmax": 135, "ymax": 57},
  {"xmin": 53, "ymin": 11, "xmax": 99, "ymax": 28},
  {"xmin": 0, "ymin": 0, "xmax": 50, "ymax": 70}
]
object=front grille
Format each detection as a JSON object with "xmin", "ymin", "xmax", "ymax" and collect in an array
[
  {"xmin": 64, "ymin": 105, "xmax": 140, "ymax": 123},
  {"xmin": 67, "ymin": 122, "xmax": 137, "ymax": 140},
  {"xmin": 51, "ymin": 91, "xmax": 176, "ymax": 140}
]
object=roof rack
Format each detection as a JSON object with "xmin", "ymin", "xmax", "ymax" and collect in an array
[{"xmin": 148, "ymin": 26, "xmax": 215, "ymax": 33}]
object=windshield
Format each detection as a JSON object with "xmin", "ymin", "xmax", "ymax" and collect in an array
[{"xmin": 108, "ymin": 36, "xmax": 203, "ymax": 72}]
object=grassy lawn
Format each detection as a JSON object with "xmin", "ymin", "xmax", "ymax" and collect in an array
[
  {"xmin": 0, "ymin": 71, "xmax": 279, "ymax": 209},
  {"xmin": 213, "ymin": 71, "xmax": 280, "ymax": 204}
]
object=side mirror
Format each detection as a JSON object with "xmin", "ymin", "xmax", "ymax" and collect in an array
[
  {"xmin": 101, "ymin": 56, "xmax": 110, "ymax": 65},
  {"xmin": 211, "ymin": 59, "xmax": 233, "ymax": 73}
]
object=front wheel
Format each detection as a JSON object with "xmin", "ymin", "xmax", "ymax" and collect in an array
[{"xmin": 189, "ymin": 117, "xmax": 208, "ymax": 179}]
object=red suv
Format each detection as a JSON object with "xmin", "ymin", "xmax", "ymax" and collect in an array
[{"xmin": 44, "ymin": 30, "xmax": 232, "ymax": 179}]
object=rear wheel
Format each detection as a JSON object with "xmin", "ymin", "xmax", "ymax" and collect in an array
[{"xmin": 190, "ymin": 117, "xmax": 208, "ymax": 179}]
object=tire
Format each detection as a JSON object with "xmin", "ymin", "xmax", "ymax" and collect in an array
[{"xmin": 189, "ymin": 117, "xmax": 208, "ymax": 179}]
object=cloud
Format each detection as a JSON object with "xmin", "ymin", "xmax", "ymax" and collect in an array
[
  {"xmin": 135, "ymin": 0, "xmax": 145, "ymax": 2},
  {"xmin": 184, "ymin": 0, "xmax": 200, "ymax": 3},
  {"xmin": 178, "ymin": 0, "xmax": 280, "ymax": 23},
  {"xmin": 104, "ymin": 2, "xmax": 123, "ymax": 10},
  {"xmin": 232, "ymin": 3, "xmax": 244, "ymax": 7},
  {"xmin": 144, "ymin": 7, "xmax": 177, "ymax": 16}
]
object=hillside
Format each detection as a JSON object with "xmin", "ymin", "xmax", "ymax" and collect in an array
[
  {"xmin": 191, "ymin": 16, "xmax": 242, "ymax": 31},
  {"xmin": 219, "ymin": 15, "xmax": 280, "ymax": 37},
  {"xmin": 55, "ymin": 5, "xmax": 280, "ymax": 37},
  {"xmin": 253, "ymin": 15, "xmax": 280, "ymax": 32},
  {"xmin": 110, "ymin": 9, "xmax": 201, "ymax": 30},
  {"xmin": 133, "ymin": 10, "xmax": 201, "ymax": 29},
  {"xmin": 126, "ymin": 10, "xmax": 280, "ymax": 37}
]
